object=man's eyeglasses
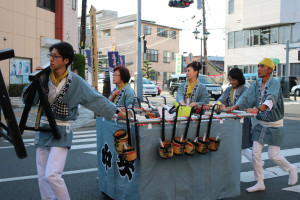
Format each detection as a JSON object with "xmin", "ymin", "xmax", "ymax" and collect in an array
[{"xmin": 47, "ymin": 54, "xmax": 63, "ymax": 60}]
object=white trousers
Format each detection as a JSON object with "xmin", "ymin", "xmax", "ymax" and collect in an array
[
  {"xmin": 36, "ymin": 147, "xmax": 70, "ymax": 200},
  {"xmin": 252, "ymin": 141, "xmax": 293, "ymax": 183}
]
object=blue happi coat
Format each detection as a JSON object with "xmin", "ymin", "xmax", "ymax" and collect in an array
[
  {"xmin": 22, "ymin": 70, "xmax": 117, "ymax": 148},
  {"xmin": 218, "ymin": 85, "xmax": 252, "ymax": 149},
  {"xmin": 109, "ymin": 84, "xmax": 136, "ymax": 107},
  {"xmin": 236, "ymin": 77, "xmax": 284, "ymax": 146},
  {"xmin": 176, "ymin": 80, "xmax": 210, "ymax": 105}
]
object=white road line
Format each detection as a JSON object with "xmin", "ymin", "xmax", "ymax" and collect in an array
[
  {"xmin": 73, "ymin": 130, "xmax": 96, "ymax": 135},
  {"xmin": 240, "ymin": 162, "xmax": 300, "ymax": 182},
  {"xmin": 0, "ymin": 168, "xmax": 97, "ymax": 183},
  {"xmin": 71, "ymin": 144, "xmax": 96, "ymax": 150},
  {"xmin": 242, "ymin": 148, "xmax": 300, "ymax": 163},
  {"xmin": 0, "ymin": 144, "xmax": 31, "ymax": 149},
  {"xmin": 72, "ymin": 138, "xmax": 96, "ymax": 143},
  {"xmin": 19, "ymin": 134, "xmax": 97, "ymax": 143},
  {"xmin": 282, "ymin": 184, "xmax": 300, "ymax": 193},
  {"xmin": 84, "ymin": 151, "xmax": 97, "ymax": 155}
]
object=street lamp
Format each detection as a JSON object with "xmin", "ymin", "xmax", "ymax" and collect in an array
[{"xmin": 193, "ymin": 28, "xmax": 204, "ymax": 74}]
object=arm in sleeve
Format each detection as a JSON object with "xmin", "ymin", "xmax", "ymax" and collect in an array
[
  {"xmin": 196, "ymin": 84, "xmax": 210, "ymax": 105},
  {"xmin": 124, "ymin": 88, "xmax": 136, "ymax": 108},
  {"xmin": 217, "ymin": 87, "xmax": 230, "ymax": 107},
  {"xmin": 176, "ymin": 82, "xmax": 185, "ymax": 103},
  {"xmin": 236, "ymin": 83, "xmax": 257, "ymax": 110},
  {"xmin": 21, "ymin": 83, "xmax": 39, "ymax": 106},
  {"xmin": 79, "ymin": 79, "xmax": 117, "ymax": 119},
  {"xmin": 265, "ymin": 79, "xmax": 281, "ymax": 110}
]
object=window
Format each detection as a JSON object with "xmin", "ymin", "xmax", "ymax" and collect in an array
[
  {"xmin": 271, "ymin": 27, "xmax": 278, "ymax": 44},
  {"xmin": 234, "ymin": 31, "xmax": 243, "ymax": 48},
  {"xmin": 144, "ymin": 49, "xmax": 158, "ymax": 62},
  {"xmin": 279, "ymin": 25, "xmax": 291, "ymax": 44},
  {"xmin": 251, "ymin": 29, "xmax": 259, "ymax": 46},
  {"xmin": 37, "ymin": 0, "xmax": 55, "ymax": 12},
  {"xmin": 144, "ymin": 25, "xmax": 152, "ymax": 35},
  {"xmin": 103, "ymin": 29, "xmax": 111, "ymax": 37},
  {"xmin": 157, "ymin": 28, "xmax": 168, "ymax": 37},
  {"xmin": 169, "ymin": 30, "xmax": 176, "ymax": 39},
  {"xmin": 163, "ymin": 51, "xmax": 170, "ymax": 63},
  {"xmin": 72, "ymin": 0, "xmax": 76, "ymax": 10},
  {"xmin": 260, "ymin": 28, "xmax": 270, "ymax": 45},
  {"xmin": 244, "ymin": 30, "xmax": 250, "ymax": 46},
  {"xmin": 228, "ymin": 32, "xmax": 234, "ymax": 49},
  {"xmin": 292, "ymin": 23, "xmax": 300, "ymax": 43},
  {"xmin": 228, "ymin": 0, "xmax": 234, "ymax": 14},
  {"xmin": 172, "ymin": 52, "xmax": 176, "ymax": 60}
]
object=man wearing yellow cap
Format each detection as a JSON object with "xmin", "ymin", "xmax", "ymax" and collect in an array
[{"xmin": 228, "ymin": 58, "xmax": 298, "ymax": 192}]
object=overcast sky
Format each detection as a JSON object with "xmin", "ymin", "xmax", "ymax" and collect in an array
[{"xmin": 77, "ymin": 0, "xmax": 226, "ymax": 57}]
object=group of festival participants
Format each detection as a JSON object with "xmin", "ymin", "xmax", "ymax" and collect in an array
[{"xmin": 22, "ymin": 42, "xmax": 298, "ymax": 199}]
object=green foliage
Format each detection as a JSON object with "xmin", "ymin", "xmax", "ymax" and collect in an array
[
  {"xmin": 8, "ymin": 84, "xmax": 27, "ymax": 97},
  {"xmin": 142, "ymin": 60, "xmax": 155, "ymax": 80},
  {"xmin": 73, "ymin": 54, "xmax": 86, "ymax": 79}
]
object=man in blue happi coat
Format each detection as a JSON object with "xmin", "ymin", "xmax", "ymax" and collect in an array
[{"xmin": 229, "ymin": 58, "xmax": 298, "ymax": 192}]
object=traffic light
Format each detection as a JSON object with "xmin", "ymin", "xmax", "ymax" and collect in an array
[{"xmin": 169, "ymin": 0, "xmax": 194, "ymax": 8}]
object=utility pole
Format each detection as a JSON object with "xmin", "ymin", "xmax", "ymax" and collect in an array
[
  {"xmin": 136, "ymin": 0, "xmax": 143, "ymax": 100},
  {"xmin": 202, "ymin": 0, "xmax": 208, "ymax": 75}
]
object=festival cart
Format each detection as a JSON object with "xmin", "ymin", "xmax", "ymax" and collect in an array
[{"xmin": 96, "ymin": 106, "xmax": 254, "ymax": 200}]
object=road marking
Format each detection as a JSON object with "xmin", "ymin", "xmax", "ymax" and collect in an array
[
  {"xmin": 71, "ymin": 144, "xmax": 96, "ymax": 150},
  {"xmin": 0, "ymin": 144, "xmax": 30, "ymax": 149},
  {"xmin": 73, "ymin": 130, "xmax": 96, "ymax": 135},
  {"xmin": 240, "ymin": 162, "xmax": 300, "ymax": 182},
  {"xmin": 0, "ymin": 168, "xmax": 97, "ymax": 183},
  {"xmin": 84, "ymin": 151, "xmax": 97, "ymax": 155},
  {"xmin": 282, "ymin": 184, "xmax": 300, "ymax": 193},
  {"xmin": 18, "ymin": 134, "xmax": 97, "ymax": 143},
  {"xmin": 242, "ymin": 148, "xmax": 300, "ymax": 163}
]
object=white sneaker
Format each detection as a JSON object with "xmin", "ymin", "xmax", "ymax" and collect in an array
[
  {"xmin": 246, "ymin": 182, "xmax": 265, "ymax": 193},
  {"xmin": 288, "ymin": 165, "xmax": 298, "ymax": 186}
]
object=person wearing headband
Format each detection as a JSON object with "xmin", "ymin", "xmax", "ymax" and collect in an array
[
  {"xmin": 228, "ymin": 58, "xmax": 298, "ymax": 192},
  {"xmin": 176, "ymin": 61, "xmax": 210, "ymax": 108}
]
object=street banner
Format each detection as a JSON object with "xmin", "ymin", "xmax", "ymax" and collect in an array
[
  {"xmin": 108, "ymin": 51, "xmax": 119, "ymax": 91},
  {"xmin": 119, "ymin": 55, "xmax": 126, "ymax": 66},
  {"xmin": 175, "ymin": 53, "xmax": 182, "ymax": 74},
  {"xmin": 85, "ymin": 49, "xmax": 92, "ymax": 85},
  {"xmin": 89, "ymin": 5, "xmax": 98, "ymax": 89}
]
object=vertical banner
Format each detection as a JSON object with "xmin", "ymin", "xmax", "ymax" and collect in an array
[
  {"xmin": 175, "ymin": 53, "xmax": 182, "ymax": 74},
  {"xmin": 119, "ymin": 55, "xmax": 126, "ymax": 66},
  {"xmin": 85, "ymin": 49, "xmax": 92, "ymax": 85},
  {"xmin": 90, "ymin": 6, "xmax": 98, "ymax": 89},
  {"xmin": 108, "ymin": 51, "xmax": 119, "ymax": 91}
]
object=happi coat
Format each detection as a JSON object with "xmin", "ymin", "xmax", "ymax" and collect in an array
[{"xmin": 109, "ymin": 84, "xmax": 136, "ymax": 107}]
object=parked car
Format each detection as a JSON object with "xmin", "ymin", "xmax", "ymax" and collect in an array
[
  {"xmin": 244, "ymin": 73, "xmax": 258, "ymax": 85},
  {"xmin": 130, "ymin": 77, "xmax": 158, "ymax": 97},
  {"xmin": 221, "ymin": 81, "xmax": 251, "ymax": 92},
  {"xmin": 291, "ymin": 85, "xmax": 300, "ymax": 96},
  {"xmin": 168, "ymin": 74, "xmax": 223, "ymax": 100}
]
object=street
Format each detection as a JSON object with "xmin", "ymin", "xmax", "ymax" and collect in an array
[{"xmin": 0, "ymin": 92, "xmax": 300, "ymax": 200}]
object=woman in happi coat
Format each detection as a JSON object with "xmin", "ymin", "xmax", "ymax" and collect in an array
[
  {"xmin": 217, "ymin": 68, "xmax": 255, "ymax": 163},
  {"xmin": 109, "ymin": 65, "xmax": 136, "ymax": 107},
  {"xmin": 229, "ymin": 58, "xmax": 298, "ymax": 193},
  {"xmin": 176, "ymin": 61, "xmax": 210, "ymax": 107}
]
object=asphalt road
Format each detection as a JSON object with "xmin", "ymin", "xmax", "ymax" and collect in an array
[{"xmin": 1, "ymin": 93, "xmax": 300, "ymax": 200}]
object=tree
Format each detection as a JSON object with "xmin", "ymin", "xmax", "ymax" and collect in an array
[
  {"xmin": 73, "ymin": 54, "xmax": 86, "ymax": 79},
  {"xmin": 142, "ymin": 60, "xmax": 155, "ymax": 80}
]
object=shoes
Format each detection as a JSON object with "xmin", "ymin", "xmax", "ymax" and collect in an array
[
  {"xmin": 288, "ymin": 165, "xmax": 298, "ymax": 186},
  {"xmin": 246, "ymin": 182, "xmax": 265, "ymax": 193}
]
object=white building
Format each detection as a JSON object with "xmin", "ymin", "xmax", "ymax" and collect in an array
[{"xmin": 225, "ymin": 0, "xmax": 300, "ymax": 78}]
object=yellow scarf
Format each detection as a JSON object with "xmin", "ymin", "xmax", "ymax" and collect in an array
[
  {"xmin": 114, "ymin": 83, "xmax": 128, "ymax": 103},
  {"xmin": 230, "ymin": 87, "xmax": 234, "ymax": 105},
  {"xmin": 50, "ymin": 70, "xmax": 68, "ymax": 86},
  {"xmin": 186, "ymin": 80, "xmax": 197, "ymax": 98}
]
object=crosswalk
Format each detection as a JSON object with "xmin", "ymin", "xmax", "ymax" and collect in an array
[{"xmin": 1, "ymin": 129, "xmax": 300, "ymax": 194}]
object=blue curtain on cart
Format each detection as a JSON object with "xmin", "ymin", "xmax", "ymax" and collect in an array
[{"xmin": 97, "ymin": 117, "xmax": 243, "ymax": 200}]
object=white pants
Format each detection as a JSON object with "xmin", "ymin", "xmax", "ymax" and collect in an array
[
  {"xmin": 252, "ymin": 141, "xmax": 294, "ymax": 183},
  {"xmin": 36, "ymin": 147, "xmax": 70, "ymax": 200}
]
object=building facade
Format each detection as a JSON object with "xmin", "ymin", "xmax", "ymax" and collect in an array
[
  {"xmin": 225, "ymin": 0, "xmax": 300, "ymax": 78},
  {"xmin": 78, "ymin": 10, "xmax": 181, "ymax": 88},
  {"xmin": 0, "ymin": 0, "xmax": 78, "ymax": 87}
]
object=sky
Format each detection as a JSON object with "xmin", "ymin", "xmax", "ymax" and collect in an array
[{"xmin": 77, "ymin": 0, "xmax": 226, "ymax": 57}]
